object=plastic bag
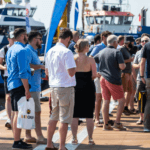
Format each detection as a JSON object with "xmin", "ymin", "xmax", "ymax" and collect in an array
[{"xmin": 17, "ymin": 96, "xmax": 35, "ymax": 130}]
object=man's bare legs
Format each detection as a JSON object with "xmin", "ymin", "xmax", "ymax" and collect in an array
[
  {"xmin": 102, "ymin": 100, "xmax": 110, "ymax": 125},
  {"xmin": 13, "ymin": 112, "xmax": 21, "ymax": 141},
  {"xmin": 95, "ymin": 93, "xmax": 102, "ymax": 122},
  {"xmin": 25, "ymin": 111, "xmax": 44, "ymax": 140},
  {"xmin": 59, "ymin": 122, "xmax": 68, "ymax": 150},
  {"xmin": 11, "ymin": 111, "xmax": 15, "ymax": 136},
  {"xmin": 116, "ymin": 97, "xmax": 125, "ymax": 123},
  {"xmin": 47, "ymin": 120, "xmax": 58, "ymax": 148},
  {"xmin": 5, "ymin": 94, "xmax": 11, "ymax": 123}
]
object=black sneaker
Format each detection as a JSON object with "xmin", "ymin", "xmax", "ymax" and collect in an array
[
  {"xmin": 108, "ymin": 120, "xmax": 114, "ymax": 126},
  {"xmin": 123, "ymin": 109, "xmax": 130, "ymax": 116},
  {"xmin": 109, "ymin": 113, "xmax": 113, "ymax": 117},
  {"xmin": 12, "ymin": 140, "xmax": 32, "ymax": 149}
]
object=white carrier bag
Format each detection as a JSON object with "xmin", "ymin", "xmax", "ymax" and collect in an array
[{"xmin": 17, "ymin": 96, "xmax": 35, "ymax": 130}]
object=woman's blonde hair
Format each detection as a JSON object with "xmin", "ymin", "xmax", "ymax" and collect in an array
[{"xmin": 74, "ymin": 39, "xmax": 89, "ymax": 53}]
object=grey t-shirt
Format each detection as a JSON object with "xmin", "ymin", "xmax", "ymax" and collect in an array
[
  {"xmin": 120, "ymin": 46, "xmax": 132, "ymax": 74},
  {"xmin": 94, "ymin": 46, "xmax": 124, "ymax": 85},
  {"xmin": 133, "ymin": 49, "xmax": 146, "ymax": 81}
]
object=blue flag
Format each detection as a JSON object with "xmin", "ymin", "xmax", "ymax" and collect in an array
[
  {"xmin": 45, "ymin": 0, "xmax": 68, "ymax": 53},
  {"xmin": 74, "ymin": 1, "xmax": 79, "ymax": 31}
]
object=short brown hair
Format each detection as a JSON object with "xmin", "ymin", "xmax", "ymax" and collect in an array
[
  {"xmin": 101, "ymin": 31, "xmax": 112, "ymax": 39},
  {"xmin": 28, "ymin": 31, "xmax": 42, "ymax": 43},
  {"xmin": 74, "ymin": 39, "xmax": 89, "ymax": 53},
  {"xmin": 59, "ymin": 28, "xmax": 73, "ymax": 40},
  {"xmin": 72, "ymin": 31, "xmax": 79, "ymax": 38},
  {"xmin": 141, "ymin": 33, "xmax": 150, "ymax": 38},
  {"xmin": 14, "ymin": 28, "xmax": 26, "ymax": 39},
  {"xmin": 117, "ymin": 35, "xmax": 124, "ymax": 43},
  {"xmin": 135, "ymin": 38, "xmax": 141, "ymax": 43}
]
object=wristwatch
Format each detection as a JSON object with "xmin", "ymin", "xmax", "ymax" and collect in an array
[{"xmin": 140, "ymin": 76, "xmax": 144, "ymax": 78}]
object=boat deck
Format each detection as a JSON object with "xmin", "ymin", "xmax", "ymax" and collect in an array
[{"xmin": 0, "ymin": 88, "xmax": 150, "ymax": 150}]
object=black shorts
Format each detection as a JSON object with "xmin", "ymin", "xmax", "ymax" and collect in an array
[
  {"xmin": 10, "ymin": 86, "xmax": 25, "ymax": 111},
  {"xmin": 4, "ymin": 77, "xmax": 10, "ymax": 94}
]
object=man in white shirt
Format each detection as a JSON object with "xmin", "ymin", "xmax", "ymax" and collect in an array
[
  {"xmin": 45, "ymin": 28, "xmax": 76, "ymax": 150},
  {"xmin": 0, "ymin": 31, "xmax": 15, "ymax": 129}
]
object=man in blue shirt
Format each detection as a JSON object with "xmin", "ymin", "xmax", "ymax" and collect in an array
[
  {"xmin": 89, "ymin": 31, "xmax": 112, "ymax": 127},
  {"xmin": 24, "ymin": 31, "xmax": 46, "ymax": 144},
  {"xmin": 6, "ymin": 28, "xmax": 32, "ymax": 149},
  {"xmin": 68, "ymin": 31, "xmax": 79, "ymax": 53},
  {"xmin": 87, "ymin": 34, "xmax": 101, "ymax": 56}
]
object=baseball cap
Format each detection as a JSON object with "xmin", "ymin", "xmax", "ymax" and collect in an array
[{"xmin": 124, "ymin": 35, "xmax": 135, "ymax": 43}]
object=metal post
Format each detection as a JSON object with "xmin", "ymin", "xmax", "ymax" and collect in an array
[
  {"xmin": 67, "ymin": 0, "xmax": 72, "ymax": 28},
  {"xmin": 82, "ymin": 0, "xmax": 85, "ymax": 30}
]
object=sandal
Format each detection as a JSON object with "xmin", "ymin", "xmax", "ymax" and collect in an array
[
  {"xmin": 72, "ymin": 136, "xmax": 78, "ymax": 145},
  {"xmin": 88, "ymin": 138, "xmax": 95, "ymax": 145},
  {"xmin": 24, "ymin": 137, "xmax": 36, "ymax": 143},
  {"xmin": 59, "ymin": 148, "xmax": 68, "ymax": 150},
  {"xmin": 95, "ymin": 121, "xmax": 103, "ymax": 127}
]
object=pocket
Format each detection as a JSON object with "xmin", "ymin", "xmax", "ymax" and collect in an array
[{"xmin": 58, "ymin": 88, "xmax": 70, "ymax": 107}]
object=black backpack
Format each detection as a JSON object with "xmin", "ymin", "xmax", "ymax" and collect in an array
[{"xmin": 1, "ymin": 46, "xmax": 8, "ymax": 80}]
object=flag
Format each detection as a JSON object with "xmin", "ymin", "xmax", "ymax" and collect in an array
[
  {"xmin": 74, "ymin": 1, "xmax": 79, "ymax": 31},
  {"xmin": 26, "ymin": 3, "xmax": 31, "ymax": 33},
  {"xmin": 139, "ymin": 14, "xmax": 141, "ymax": 22},
  {"xmin": 4, "ymin": 0, "xmax": 11, "ymax": 3},
  {"xmin": 45, "ymin": 0, "xmax": 68, "ymax": 53}
]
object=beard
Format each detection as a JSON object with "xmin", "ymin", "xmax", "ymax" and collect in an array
[
  {"xmin": 24, "ymin": 36, "xmax": 28, "ymax": 44},
  {"xmin": 36, "ymin": 41, "xmax": 42, "ymax": 49}
]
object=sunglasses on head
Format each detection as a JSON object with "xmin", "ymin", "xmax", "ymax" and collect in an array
[{"xmin": 141, "ymin": 40, "xmax": 149, "ymax": 43}]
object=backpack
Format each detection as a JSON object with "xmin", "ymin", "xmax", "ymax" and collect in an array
[{"xmin": 1, "ymin": 46, "xmax": 8, "ymax": 80}]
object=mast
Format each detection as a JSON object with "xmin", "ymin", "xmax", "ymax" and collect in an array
[
  {"xmin": 82, "ymin": 0, "xmax": 85, "ymax": 30},
  {"xmin": 67, "ymin": 0, "xmax": 73, "ymax": 28}
]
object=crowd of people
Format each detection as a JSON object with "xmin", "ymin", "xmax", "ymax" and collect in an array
[{"xmin": 0, "ymin": 27, "xmax": 150, "ymax": 150}]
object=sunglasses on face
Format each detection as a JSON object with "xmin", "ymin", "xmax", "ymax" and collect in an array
[{"xmin": 141, "ymin": 40, "xmax": 149, "ymax": 43}]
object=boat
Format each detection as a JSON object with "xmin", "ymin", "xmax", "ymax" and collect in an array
[
  {"xmin": 0, "ymin": 0, "xmax": 46, "ymax": 49},
  {"xmin": 84, "ymin": 0, "xmax": 150, "ymax": 38}
]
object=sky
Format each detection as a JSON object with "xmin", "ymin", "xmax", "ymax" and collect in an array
[{"xmin": 9, "ymin": 0, "xmax": 150, "ymax": 30}]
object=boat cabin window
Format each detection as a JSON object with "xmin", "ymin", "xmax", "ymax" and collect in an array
[
  {"xmin": 86, "ymin": 16, "xmax": 90, "ymax": 26},
  {"xmin": 105, "ymin": 16, "xmax": 113, "ymax": 25},
  {"xmin": 0, "ymin": 9, "xmax": 3, "ymax": 14},
  {"xmin": 124, "ymin": 16, "xmax": 133, "ymax": 25},
  {"xmin": 89, "ymin": 16, "xmax": 94, "ymax": 24},
  {"xmin": 95, "ymin": 16, "xmax": 104, "ymax": 24},
  {"xmin": 114, "ymin": 16, "xmax": 124, "ymax": 25},
  {"xmin": 6, "ymin": 8, "xmax": 36, "ymax": 17}
]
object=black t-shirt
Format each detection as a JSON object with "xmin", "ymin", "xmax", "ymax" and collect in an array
[
  {"xmin": 142, "ymin": 42, "xmax": 150, "ymax": 78},
  {"xmin": 120, "ymin": 46, "xmax": 132, "ymax": 74},
  {"xmin": 94, "ymin": 46, "xmax": 124, "ymax": 85}
]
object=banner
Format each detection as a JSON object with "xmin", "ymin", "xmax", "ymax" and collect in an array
[
  {"xmin": 26, "ymin": 3, "xmax": 31, "ymax": 33},
  {"xmin": 45, "ymin": 0, "xmax": 68, "ymax": 53},
  {"xmin": 74, "ymin": 1, "xmax": 79, "ymax": 31}
]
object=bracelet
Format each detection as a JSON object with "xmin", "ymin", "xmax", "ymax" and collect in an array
[{"xmin": 140, "ymin": 76, "xmax": 144, "ymax": 78}]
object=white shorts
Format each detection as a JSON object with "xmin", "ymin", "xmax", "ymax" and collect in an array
[{"xmin": 94, "ymin": 77, "xmax": 101, "ymax": 94}]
